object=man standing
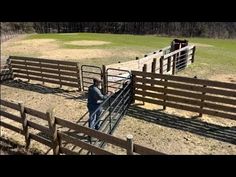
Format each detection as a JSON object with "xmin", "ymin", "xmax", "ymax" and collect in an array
[{"xmin": 87, "ymin": 77, "xmax": 108, "ymax": 130}]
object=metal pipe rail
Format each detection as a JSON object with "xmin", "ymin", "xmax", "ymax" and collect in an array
[{"xmin": 92, "ymin": 81, "xmax": 131, "ymax": 129}]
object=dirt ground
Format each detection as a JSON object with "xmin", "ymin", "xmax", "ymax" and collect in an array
[
  {"xmin": 1, "ymin": 36, "xmax": 143, "ymax": 62},
  {"xmin": 64, "ymin": 40, "xmax": 111, "ymax": 46},
  {"xmin": 1, "ymin": 78, "xmax": 236, "ymax": 155},
  {"xmin": 208, "ymin": 74, "xmax": 236, "ymax": 84}
]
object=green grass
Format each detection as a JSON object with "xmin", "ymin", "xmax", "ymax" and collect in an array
[{"xmin": 24, "ymin": 33, "xmax": 236, "ymax": 78}]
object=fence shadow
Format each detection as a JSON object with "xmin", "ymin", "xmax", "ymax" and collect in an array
[
  {"xmin": 37, "ymin": 111, "xmax": 90, "ymax": 155},
  {"xmin": 2, "ymin": 79, "xmax": 81, "ymax": 99},
  {"xmin": 127, "ymin": 105, "xmax": 236, "ymax": 145},
  {"xmin": 0, "ymin": 136, "xmax": 40, "ymax": 155}
]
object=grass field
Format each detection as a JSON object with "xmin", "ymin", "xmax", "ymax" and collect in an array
[{"xmin": 2, "ymin": 33, "xmax": 236, "ymax": 80}]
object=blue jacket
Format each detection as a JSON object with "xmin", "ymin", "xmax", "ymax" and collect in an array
[{"xmin": 87, "ymin": 85, "xmax": 107, "ymax": 109}]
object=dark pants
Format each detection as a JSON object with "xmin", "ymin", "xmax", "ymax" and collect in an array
[{"xmin": 87, "ymin": 104, "xmax": 101, "ymax": 130}]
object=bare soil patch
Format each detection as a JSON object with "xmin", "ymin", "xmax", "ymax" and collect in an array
[
  {"xmin": 208, "ymin": 74, "xmax": 236, "ymax": 83},
  {"xmin": 1, "ymin": 37, "xmax": 141, "ymax": 61},
  {"xmin": 65, "ymin": 40, "xmax": 111, "ymax": 46}
]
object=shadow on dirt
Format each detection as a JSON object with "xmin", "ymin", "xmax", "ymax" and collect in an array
[
  {"xmin": 2, "ymin": 79, "xmax": 82, "ymax": 100},
  {"xmin": 127, "ymin": 105, "xmax": 236, "ymax": 145},
  {"xmin": 0, "ymin": 136, "xmax": 40, "ymax": 155}
]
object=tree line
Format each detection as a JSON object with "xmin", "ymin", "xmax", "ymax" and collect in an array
[{"xmin": 1, "ymin": 22, "xmax": 236, "ymax": 38}]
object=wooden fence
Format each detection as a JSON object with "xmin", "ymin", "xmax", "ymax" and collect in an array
[
  {"xmin": 106, "ymin": 45, "xmax": 196, "ymax": 87},
  {"xmin": 1, "ymin": 31, "xmax": 23, "ymax": 43},
  {"xmin": 106, "ymin": 46, "xmax": 170, "ymax": 72},
  {"xmin": 151, "ymin": 45, "xmax": 196, "ymax": 75},
  {"xmin": 0, "ymin": 99, "xmax": 164, "ymax": 155},
  {"xmin": 132, "ymin": 71, "xmax": 236, "ymax": 120},
  {"xmin": 0, "ymin": 67, "xmax": 13, "ymax": 82},
  {"xmin": 8, "ymin": 56, "xmax": 81, "ymax": 90}
]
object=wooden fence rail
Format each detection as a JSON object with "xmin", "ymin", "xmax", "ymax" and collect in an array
[
  {"xmin": 8, "ymin": 56, "xmax": 81, "ymax": 90},
  {"xmin": 159, "ymin": 45, "xmax": 195, "ymax": 75},
  {"xmin": 0, "ymin": 68, "xmax": 13, "ymax": 82},
  {"xmin": 1, "ymin": 44, "xmax": 196, "ymax": 92},
  {"xmin": 0, "ymin": 99, "xmax": 164, "ymax": 155},
  {"xmin": 132, "ymin": 70, "xmax": 236, "ymax": 120},
  {"xmin": 128, "ymin": 45, "xmax": 195, "ymax": 75}
]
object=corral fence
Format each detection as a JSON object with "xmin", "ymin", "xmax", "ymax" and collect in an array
[
  {"xmin": 105, "ymin": 67, "xmax": 131, "ymax": 93},
  {"xmin": 5, "ymin": 56, "xmax": 81, "ymax": 90},
  {"xmin": 0, "ymin": 66, "xmax": 13, "ymax": 83},
  {"xmin": 141, "ymin": 45, "xmax": 195, "ymax": 76},
  {"xmin": 159, "ymin": 45, "xmax": 196, "ymax": 75},
  {"xmin": 1, "ymin": 56, "xmax": 130, "ymax": 94},
  {"xmin": 1, "ymin": 40, "xmax": 196, "ymax": 94},
  {"xmin": 106, "ymin": 39, "xmax": 196, "ymax": 76},
  {"xmin": 81, "ymin": 65, "xmax": 103, "ymax": 92},
  {"xmin": 0, "ymin": 57, "xmax": 13, "ymax": 82},
  {"xmin": 132, "ymin": 70, "xmax": 236, "ymax": 120},
  {"xmin": 89, "ymin": 80, "xmax": 132, "ymax": 147},
  {"xmin": 1, "ymin": 30, "xmax": 24, "ymax": 43},
  {"xmin": 81, "ymin": 65, "xmax": 131, "ymax": 94},
  {"xmin": 105, "ymin": 46, "xmax": 169, "ymax": 73},
  {"xmin": 0, "ymin": 99, "xmax": 164, "ymax": 155}
]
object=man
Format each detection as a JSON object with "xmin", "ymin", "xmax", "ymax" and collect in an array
[{"xmin": 87, "ymin": 77, "xmax": 108, "ymax": 130}]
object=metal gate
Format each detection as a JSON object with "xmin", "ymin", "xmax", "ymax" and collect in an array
[
  {"xmin": 88, "ymin": 80, "xmax": 132, "ymax": 148},
  {"xmin": 106, "ymin": 68, "xmax": 131, "ymax": 93},
  {"xmin": 81, "ymin": 65, "xmax": 102, "ymax": 92}
]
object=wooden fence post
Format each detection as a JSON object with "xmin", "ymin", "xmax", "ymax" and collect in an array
[
  {"xmin": 185, "ymin": 48, "xmax": 190, "ymax": 68},
  {"xmin": 199, "ymin": 85, "xmax": 206, "ymax": 117},
  {"xmin": 24, "ymin": 59, "xmax": 30, "ymax": 82},
  {"xmin": 18, "ymin": 102, "xmax": 30, "ymax": 149},
  {"xmin": 76, "ymin": 63, "xmax": 81, "ymax": 91},
  {"xmin": 46, "ymin": 107, "xmax": 60, "ymax": 155},
  {"xmin": 151, "ymin": 58, "xmax": 157, "ymax": 86},
  {"xmin": 58, "ymin": 63, "xmax": 62, "ymax": 88},
  {"xmin": 7, "ymin": 57, "xmax": 13, "ymax": 80},
  {"xmin": 39, "ymin": 61, "xmax": 44, "ymax": 85},
  {"xmin": 102, "ymin": 65, "xmax": 107, "ymax": 94},
  {"xmin": 160, "ymin": 56, "xmax": 164, "ymax": 74},
  {"xmin": 159, "ymin": 56, "xmax": 167, "ymax": 109},
  {"xmin": 163, "ymin": 79, "xmax": 167, "ymax": 110},
  {"xmin": 142, "ymin": 64, "xmax": 147, "ymax": 105},
  {"xmin": 172, "ymin": 54, "xmax": 176, "ymax": 75},
  {"xmin": 126, "ymin": 134, "xmax": 133, "ymax": 155},
  {"xmin": 167, "ymin": 56, "xmax": 171, "ymax": 72},
  {"xmin": 136, "ymin": 57, "xmax": 140, "ymax": 69},
  {"xmin": 131, "ymin": 73, "xmax": 136, "ymax": 104},
  {"xmin": 192, "ymin": 46, "xmax": 196, "ymax": 63},
  {"xmin": 143, "ymin": 64, "xmax": 147, "ymax": 73}
]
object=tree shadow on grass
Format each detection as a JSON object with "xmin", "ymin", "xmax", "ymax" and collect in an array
[{"xmin": 127, "ymin": 105, "xmax": 236, "ymax": 145}]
